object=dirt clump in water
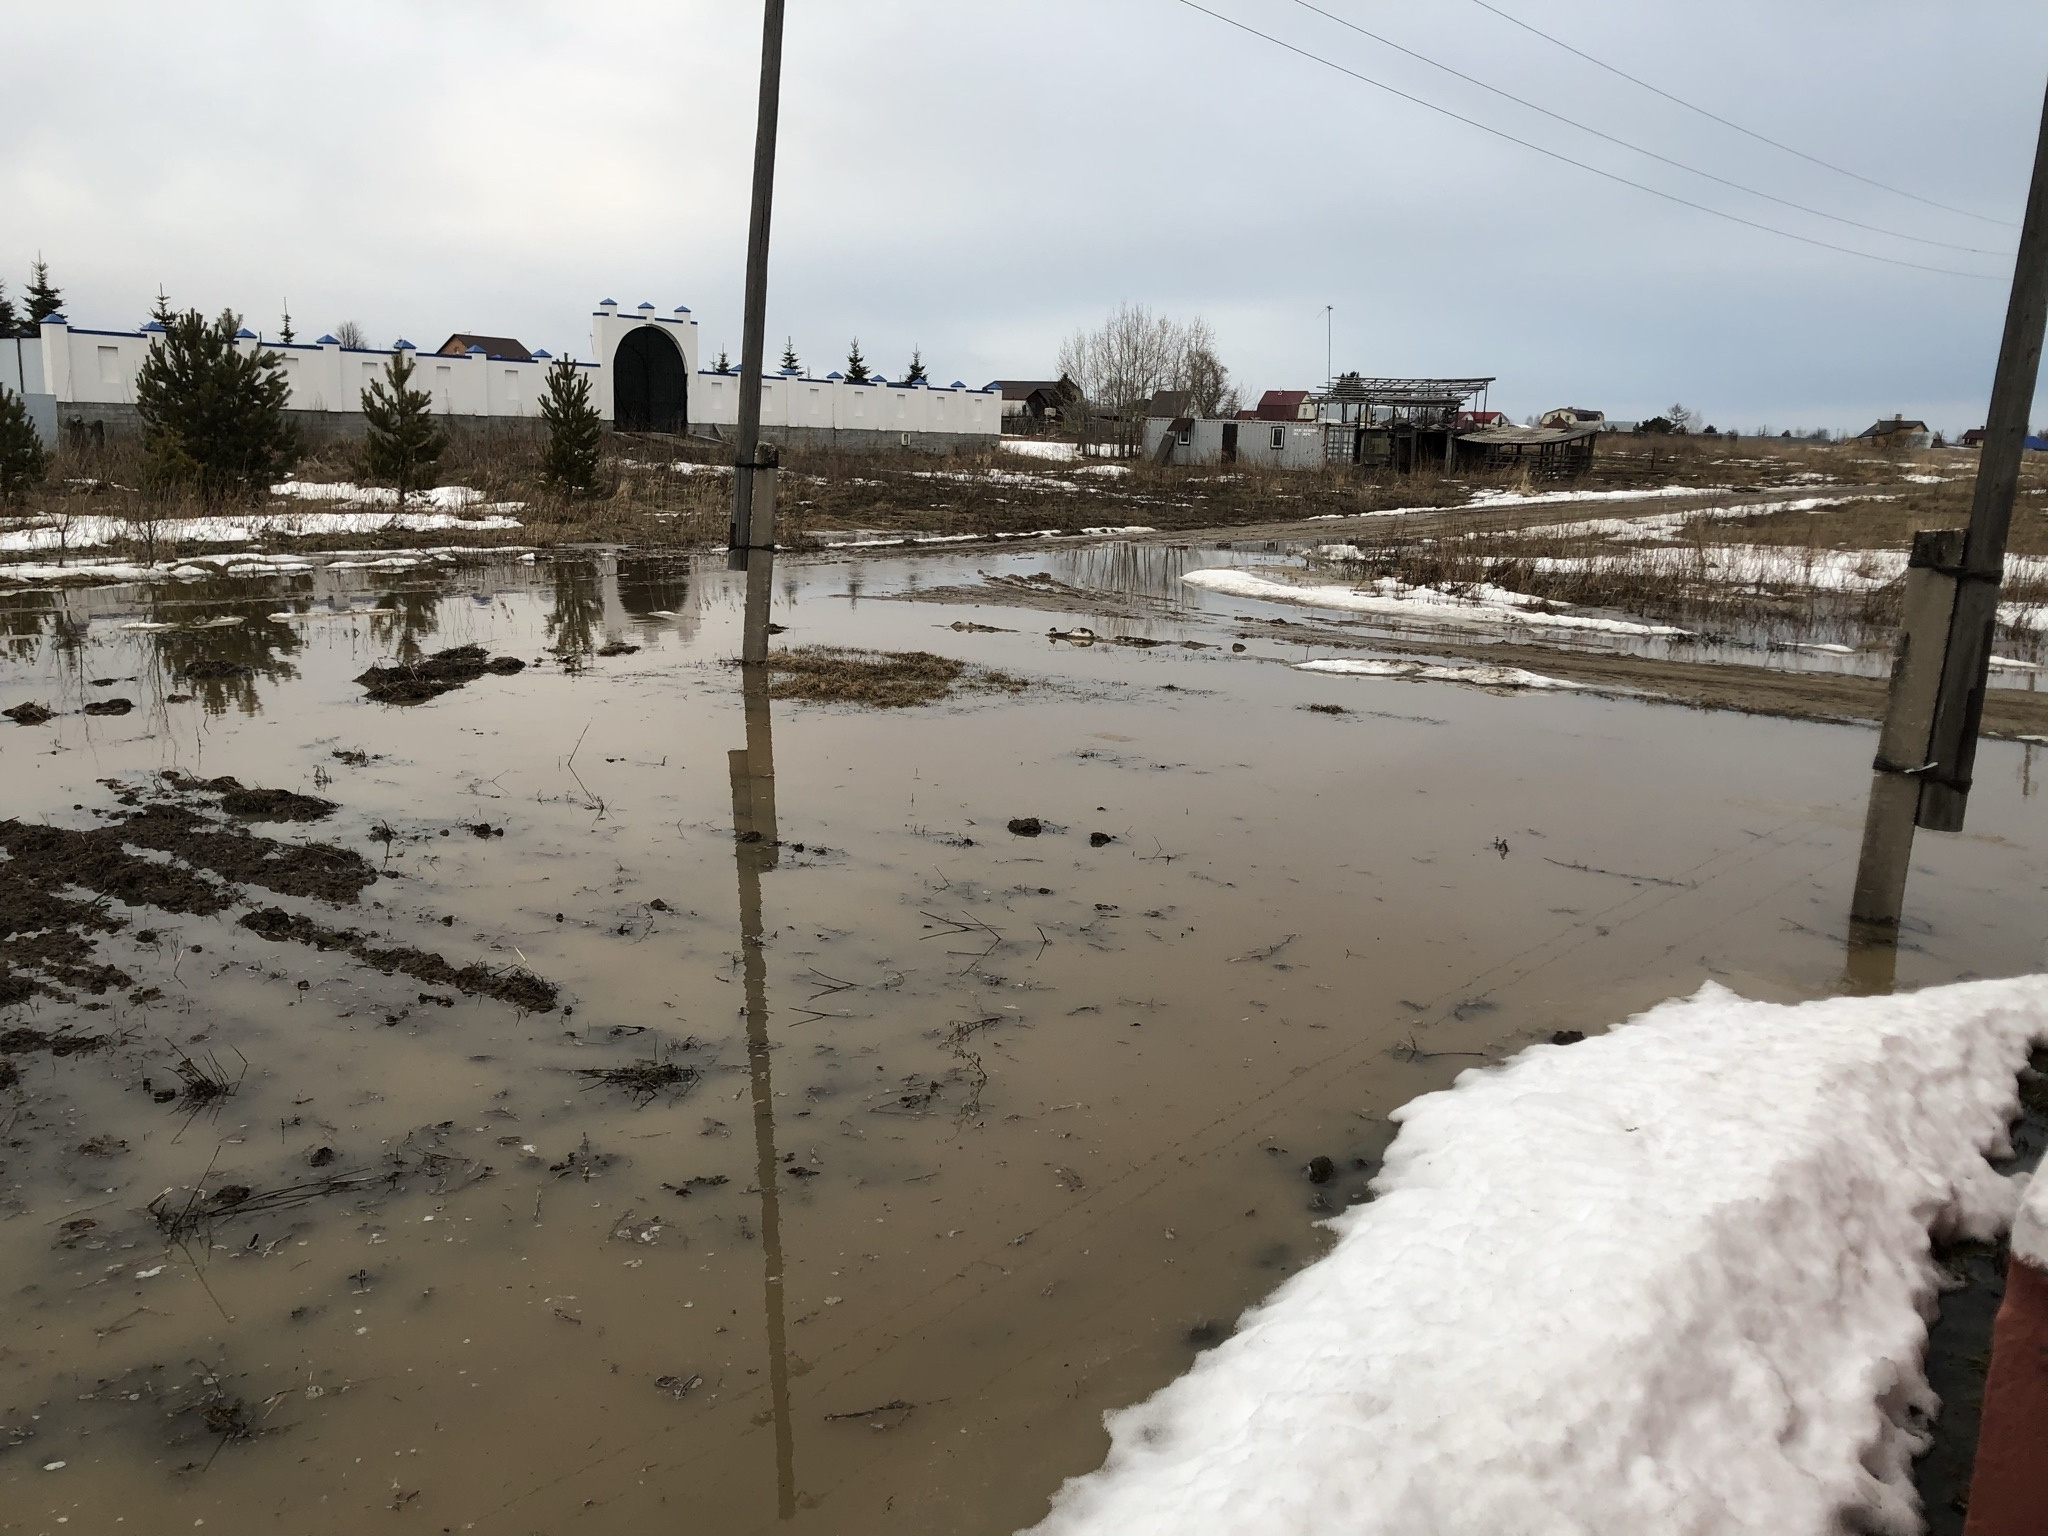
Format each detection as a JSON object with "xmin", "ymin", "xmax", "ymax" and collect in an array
[
  {"xmin": 239, "ymin": 907, "xmax": 557, "ymax": 1011},
  {"xmin": 355, "ymin": 644, "xmax": 527, "ymax": 705},
  {"xmin": 0, "ymin": 818, "xmax": 236, "ymax": 916},
  {"xmin": 117, "ymin": 803, "xmax": 373, "ymax": 902},
  {"xmin": 3, "ymin": 702, "xmax": 53, "ymax": 725},
  {"xmin": 81, "ymin": 698, "xmax": 134, "ymax": 716},
  {"xmin": 0, "ymin": 1025, "xmax": 109, "ymax": 1058},
  {"xmin": 768, "ymin": 646, "xmax": 1031, "ymax": 708},
  {"xmin": 180, "ymin": 658, "xmax": 252, "ymax": 681}
]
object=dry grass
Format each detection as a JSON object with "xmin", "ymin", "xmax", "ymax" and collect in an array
[
  {"xmin": 9, "ymin": 424, "xmax": 2047, "ymax": 569},
  {"xmin": 765, "ymin": 646, "xmax": 1031, "ymax": 708}
]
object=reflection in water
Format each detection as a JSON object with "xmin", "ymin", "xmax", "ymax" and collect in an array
[
  {"xmin": 617, "ymin": 557, "xmax": 691, "ymax": 622},
  {"xmin": 1053, "ymin": 540, "xmax": 1197, "ymax": 605},
  {"xmin": 548, "ymin": 559, "xmax": 604, "ymax": 659},
  {"xmin": 368, "ymin": 585, "xmax": 444, "ymax": 664},
  {"xmin": 730, "ymin": 657, "xmax": 796, "ymax": 1519},
  {"xmin": 146, "ymin": 586, "xmax": 306, "ymax": 717},
  {"xmin": 0, "ymin": 590, "xmax": 54, "ymax": 661}
]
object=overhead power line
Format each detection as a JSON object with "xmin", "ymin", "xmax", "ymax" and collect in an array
[
  {"xmin": 1169, "ymin": 0, "xmax": 1993, "ymax": 280},
  {"xmin": 1289, "ymin": 0, "xmax": 2008, "ymax": 257},
  {"xmin": 1468, "ymin": 0, "xmax": 2019, "ymax": 230}
]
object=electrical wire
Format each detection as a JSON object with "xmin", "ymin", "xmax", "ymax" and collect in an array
[
  {"xmin": 1170, "ymin": 0, "xmax": 1994, "ymax": 280},
  {"xmin": 1289, "ymin": 0, "xmax": 2008, "ymax": 257},
  {"xmin": 1469, "ymin": 0, "xmax": 2019, "ymax": 230}
]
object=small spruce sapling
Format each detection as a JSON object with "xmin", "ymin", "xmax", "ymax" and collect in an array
[
  {"xmin": 134, "ymin": 308, "xmax": 298, "ymax": 503},
  {"xmin": 903, "ymin": 348, "xmax": 928, "ymax": 386},
  {"xmin": 0, "ymin": 386, "xmax": 49, "ymax": 500},
  {"xmin": 279, "ymin": 302, "xmax": 295, "ymax": 346},
  {"xmin": 845, "ymin": 339, "xmax": 870, "ymax": 382},
  {"xmin": 540, "ymin": 356, "xmax": 603, "ymax": 494},
  {"xmin": 359, "ymin": 351, "xmax": 448, "ymax": 504},
  {"xmin": 713, "ymin": 348, "xmax": 732, "ymax": 373},
  {"xmin": 150, "ymin": 288, "xmax": 174, "ymax": 326},
  {"xmin": 24, "ymin": 258, "xmax": 61, "ymax": 324},
  {"xmin": 780, "ymin": 337, "xmax": 801, "ymax": 374}
]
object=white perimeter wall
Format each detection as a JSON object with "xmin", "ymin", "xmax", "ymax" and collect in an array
[{"xmin": 35, "ymin": 299, "xmax": 1001, "ymax": 438}]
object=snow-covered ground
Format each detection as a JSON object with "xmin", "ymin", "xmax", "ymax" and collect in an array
[
  {"xmin": 1182, "ymin": 566, "xmax": 1689, "ymax": 637},
  {"xmin": 1295, "ymin": 658, "xmax": 1582, "ymax": 690},
  {"xmin": 0, "ymin": 505, "xmax": 522, "ymax": 558},
  {"xmin": 1027, "ymin": 976, "xmax": 2048, "ymax": 1536}
]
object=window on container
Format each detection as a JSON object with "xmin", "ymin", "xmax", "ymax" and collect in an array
[
  {"xmin": 97, "ymin": 346, "xmax": 121, "ymax": 384},
  {"xmin": 1270, "ymin": 426, "xmax": 1284, "ymax": 451}
]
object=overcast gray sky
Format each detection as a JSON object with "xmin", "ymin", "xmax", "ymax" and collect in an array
[{"xmin": 7, "ymin": 1, "xmax": 2047, "ymax": 434}]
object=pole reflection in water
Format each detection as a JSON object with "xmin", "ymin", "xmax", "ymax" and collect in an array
[{"xmin": 729, "ymin": 646, "xmax": 796, "ymax": 1519}]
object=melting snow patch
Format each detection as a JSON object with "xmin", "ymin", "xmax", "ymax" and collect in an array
[
  {"xmin": 1182, "ymin": 566, "xmax": 1688, "ymax": 636},
  {"xmin": 1294, "ymin": 658, "xmax": 1581, "ymax": 690},
  {"xmin": 1027, "ymin": 976, "xmax": 2048, "ymax": 1536}
]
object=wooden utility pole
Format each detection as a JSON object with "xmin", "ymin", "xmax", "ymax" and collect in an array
[
  {"xmin": 730, "ymin": 0, "xmax": 786, "ymax": 659},
  {"xmin": 1850, "ymin": 76, "xmax": 2048, "ymax": 935}
]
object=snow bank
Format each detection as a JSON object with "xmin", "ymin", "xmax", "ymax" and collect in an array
[
  {"xmin": 2015, "ymin": 1165, "xmax": 2048, "ymax": 1273},
  {"xmin": 1295, "ymin": 658, "xmax": 1582, "ymax": 690},
  {"xmin": 1026, "ymin": 977, "xmax": 2048, "ymax": 1536},
  {"xmin": 268, "ymin": 480, "xmax": 519, "ymax": 513},
  {"xmin": 0, "ymin": 506, "xmax": 522, "ymax": 555},
  {"xmin": 1182, "ymin": 566, "xmax": 1688, "ymax": 637}
]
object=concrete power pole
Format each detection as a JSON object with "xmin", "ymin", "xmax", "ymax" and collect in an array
[
  {"xmin": 1850, "ymin": 74, "xmax": 2048, "ymax": 939},
  {"xmin": 730, "ymin": 0, "xmax": 786, "ymax": 666}
]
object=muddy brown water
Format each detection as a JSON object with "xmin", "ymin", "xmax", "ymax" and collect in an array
[{"xmin": 2, "ymin": 545, "xmax": 2046, "ymax": 1534}]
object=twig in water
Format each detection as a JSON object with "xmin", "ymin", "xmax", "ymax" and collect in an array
[{"xmin": 1542, "ymin": 857, "xmax": 1690, "ymax": 889}]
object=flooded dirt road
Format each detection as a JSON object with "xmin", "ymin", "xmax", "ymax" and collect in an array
[{"xmin": 3, "ymin": 545, "xmax": 2046, "ymax": 1534}]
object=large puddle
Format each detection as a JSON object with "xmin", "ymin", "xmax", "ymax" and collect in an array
[{"xmin": 3, "ymin": 545, "xmax": 2046, "ymax": 1534}]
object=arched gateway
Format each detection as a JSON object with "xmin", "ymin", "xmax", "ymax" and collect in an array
[{"xmin": 612, "ymin": 325, "xmax": 687, "ymax": 433}]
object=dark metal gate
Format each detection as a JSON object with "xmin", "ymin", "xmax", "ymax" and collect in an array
[{"xmin": 613, "ymin": 326, "xmax": 688, "ymax": 433}]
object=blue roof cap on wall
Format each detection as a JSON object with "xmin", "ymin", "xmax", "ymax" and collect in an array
[
  {"xmin": 394, "ymin": 338, "xmax": 415, "ymax": 349},
  {"xmin": 950, "ymin": 380, "xmax": 965, "ymax": 388},
  {"xmin": 235, "ymin": 327, "xmax": 258, "ymax": 339},
  {"xmin": 141, "ymin": 320, "xmax": 165, "ymax": 332},
  {"xmin": 465, "ymin": 344, "xmax": 487, "ymax": 354},
  {"xmin": 674, "ymin": 305, "xmax": 691, "ymax": 314},
  {"xmin": 315, "ymin": 333, "xmax": 340, "ymax": 344},
  {"xmin": 599, "ymin": 298, "xmax": 617, "ymax": 306},
  {"xmin": 637, "ymin": 301, "xmax": 655, "ymax": 310},
  {"xmin": 532, "ymin": 348, "xmax": 552, "ymax": 358},
  {"xmin": 870, "ymin": 374, "xmax": 888, "ymax": 383},
  {"xmin": 780, "ymin": 367, "xmax": 800, "ymax": 376},
  {"xmin": 44, "ymin": 313, "xmax": 67, "ymax": 324},
  {"xmin": 826, "ymin": 370, "xmax": 844, "ymax": 380}
]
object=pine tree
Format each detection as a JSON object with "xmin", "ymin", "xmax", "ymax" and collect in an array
[
  {"xmin": 279, "ymin": 302, "xmax": 296, "ymax": 345},
  {"xmin": 539, "ymin": 356, "xmax": 603, "ymax": 494},
  {"xmin": 0, "ymin": 385, "xmax": 49, "ymax": 500},
  {"xmin": 713, "ymin": 348, "xmax": 731, "ymax": 372},
  {"xmin": 780, "ymin": 337, "xmax": 800, "ymax": 374},
  {"xmin": 359, "ymin": 351, "xmax": 448, "ymax": 504},
  {"xmin": 150, "ymin": 288, "xmax": 174, "ymax": 325},
  {"xmin": 845, "ymin": 338, "xmax": 870, "ymax": 382},
  {"xmin": 0, "ymin": 283, "xmax": 18, "ymax": 339},
  {"xmin": 904, "ymin": 348, "xmax": 928, "ymax": 386},
  {"xmin": 135, "ymin": 308, "xmax": 299, "ymax": 503},
  {"xmin": 24, "ymin": 258, "xmax": 62, "ymax": 323}
]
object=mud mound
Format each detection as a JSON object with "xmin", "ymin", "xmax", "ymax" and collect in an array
[
  {"xmin": 355, "ymin": 644, "xmax": 526, "ymax": 705},
  {"xmin": 240, "ymin": 908, "xmax": 558, "ymax": 1012},
  {"xmin": 766, "ymin": 647, "xmax": 1027, "ymax": 708},
  {"xmin": 116, "ymin": 804, "xmax": 374, "ymax": 903},
  {"xmin": 3, "ymin": 703, "xmax": 53, "ymax": 725},
  {"xmin": 162, "ymin": 771, "xmax": 338, "ymax": 822}
]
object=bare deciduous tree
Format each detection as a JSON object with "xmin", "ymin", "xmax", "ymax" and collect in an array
[
  {"xmin": 1057, "ymin": 304, "xmax": 1233, "ymax": 455},
  {"xmin": 334, "ymin": 320, "xmax": 368, "ymax": 350}
]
